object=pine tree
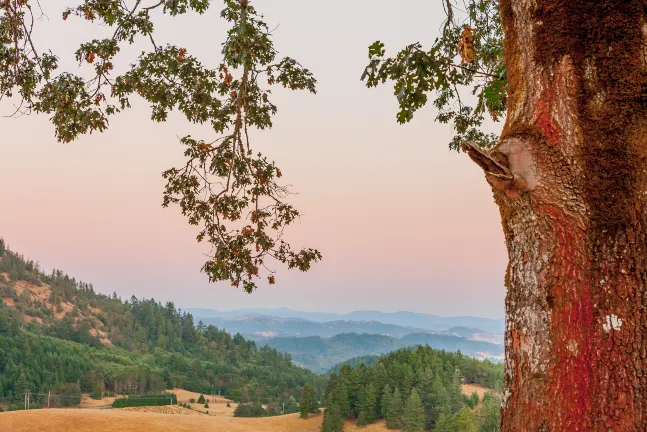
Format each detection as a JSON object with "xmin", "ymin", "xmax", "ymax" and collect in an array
[
  {"xmin": 380, "ymin": 384, "xmax": 391, "ymax": 419},
  {"xmin": 321, "ymin": 399, "xmax": 344, "ymax": 432},
  {"xmin": 358, "ymin": 383, "xmax": 377, "ymax": 424},
  {"xmin": 386, "ymin": 387, "xmax": 402, "ymax": 429},
  {"xmin": 478, "ymin": 393, "xmax": 501, "ymax": 432},
  {"xmin": 402, "ymin": 389, "xmax": 425, "ymax": 432},
  {"xmin": 455, "ymin": 407, "xmax": 478, "ymax": 432},
  {"xmin": 300, "ymin": 384, "xmax": 317, "ymax": 419},
  {"xmin": 332, "ymin": 382, "xmax": 350, "ymax": 419},
  {"xmin": 285, "ymin": 395, "xmax": 298, "ymax": 414}
]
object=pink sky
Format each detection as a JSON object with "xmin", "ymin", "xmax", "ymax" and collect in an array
[{"xmin": 0, "ymin": 0, "xmax": 507, "ymax": 318}]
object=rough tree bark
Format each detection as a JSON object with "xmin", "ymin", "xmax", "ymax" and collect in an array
[{"xmin": 462, "ymin": 0, "xmax": 647, "ymax": 430}]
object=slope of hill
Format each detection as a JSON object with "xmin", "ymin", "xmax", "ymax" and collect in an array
[
  {"xmin": 0, "ymin": 240, "xmax": 326, "ymax": 411},
  {"xmin": 264, "ymin": 332, "xmax": 504, "ymax": 373},
  {"xmin": 187, "ymin": 307, "xmax": 506, "ymax": 334},
  {"xmin": 321, "ymin": 345, "xmax": 502, "ymax": 431}
]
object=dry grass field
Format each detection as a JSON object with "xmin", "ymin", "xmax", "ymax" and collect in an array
[
  {"xmin": 166, "ymin": 388, "xmax": 237, "ymax": 416},
  {"xmin": 0, "ymin": 409, "xmax": 393, "ymax": 432},
  {"xmin": 0, "ymin": 385, "xmax": 493, "ymax": 432},
  {"xmin": 461, "ymin": 383, "xmax": 491, "ymax": 399}
]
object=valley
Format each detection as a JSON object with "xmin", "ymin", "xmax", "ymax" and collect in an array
[{"xmin": 0, "ymin": 239, "xmax": 503, "ymax": 431}]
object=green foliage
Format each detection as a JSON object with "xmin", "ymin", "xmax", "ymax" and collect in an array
[
  {"xmin": 284, "ymin": 395, "xmax": 298, "ymax": 414},
  {"xmin": 112, "ymin": 393, "xmax": 176, "ymax": 408},
  {"xmin": 0, "ymin": 238, "xmax": 5, "ymax": 257},
  {"xmin": 402, "ymin": 389, "xmax": 425, "ymax": 432},
  {"xmin": 234, "ymin": 401, "xmax": 266, "ymax": 417},
  {"xmin": 204, "ymin": 401, "xmax": 209, "ymax": 408},
  {"xmin": 477, "ymin": 392, "xmax": 501, "ymax": 432},
  {"xmin": 2, "ymin": 0, "xmax": 320, "ymax": 292},
  {"xmin": 197, "ymin": 393, "xmax": 205, "ymax": 404},
  {"xmin": 362, "ymin": 1, "xmax": 505, "ymax": 150},
  {"xmin": 320, "ymin": 398, "xmax": 344, "ymax": 432},
  {"xmin": 357, "ymin": 383, "xmax": 377, "ymax": 424},
  {"xmin": 436, "ymin": 406, "xmax": 479, "ymax": 432},
  {"xmin": 0, "ymin": 243, "xmax": 326, "ymax": 410},
  {"xmin": 322, "ymin": 346, "xmax": 501, "ymax": 429},
  {"xmin": 300, "ymin": 384, "xmax": 318, "ymax": 419},
  {"xmin": 386, "ymin": 387, "xmax": 403, "ymax": 429}
]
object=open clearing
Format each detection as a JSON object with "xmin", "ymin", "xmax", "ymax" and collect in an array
[
  {"xmin": 461, "ymin": 384, "xmax": 491, "ymax": 399},
  {"xmin": 0, "ymin": 409, "xmax": 392, "ymax": 432}
]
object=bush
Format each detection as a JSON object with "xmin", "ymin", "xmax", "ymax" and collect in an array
[
  {"xmin": 198, "ymin": 394, "xmax": 205, "ymax": 404},
  {"xmin": 112, "ymin": 393, "xmax": 176, "ymax": 408},
  {"xmin": 227, "ymin": 402, "xmax": 231, "ymax": 408},
  {"xmin": 204, "ymin": 401, "xmax": 209, "ymax": 408},
  {"xmin": 189, "ymin": 398, "xmax": 195, "ymax": 403}
]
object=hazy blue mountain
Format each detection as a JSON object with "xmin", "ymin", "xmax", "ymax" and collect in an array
[
  {"xmin": 193, "ymin": 314, "xmax": 428, "ymax": 339},
  {"xmin": 186, "ymin": 307, "xmax": 506, "ymax": 334},
  {"xmin": 263, "ymin": 332, "xmax": 504, "ymax": 373}
]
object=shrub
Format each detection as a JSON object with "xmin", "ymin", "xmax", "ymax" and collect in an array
[
  {"xmin": 204, "ymin": 401, "xmax": 209, "ymax": 408},
  {"xmin": 197, "ymin": 394, "xmax": 205, "ymax": 404},
  {"xmin": 227, "ymin": 402, "xmax": 231, "ymax": 408},
  {"xmin": 189, "ymin": 398, "xmax": 195, "ymax": 403},
  {"xmin": 112, "ymin": 393, "xmax": 176, "ymax": 408}
]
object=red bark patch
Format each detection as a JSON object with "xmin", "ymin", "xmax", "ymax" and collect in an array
[{"xmin": 535, "ymin": 87, "xmax": 562, "ymax": 146}]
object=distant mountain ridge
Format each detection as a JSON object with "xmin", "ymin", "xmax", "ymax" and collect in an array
[
  {"xmin": 193, "ymin": 314, "xmax": 431, "ymax": 339},
  {"xmin": 186, "ymin": 307, "xmax": 506, "ymax": 334},
  {"xmin": 263, "ymin": 332, "xmax": 504, "ymax": 373}
]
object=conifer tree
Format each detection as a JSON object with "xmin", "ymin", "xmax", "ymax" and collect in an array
[
  {"xmin": 455, "ymin": 407, "xmax": 478, "ymax": 432},
  {"xmin": 386, "ymin": 387, "xmax": 402, "ymax": 429},
  {"xmin": 357, "ymin": 383, "xmax": 377, "ymax": 424},
  {"xmin": 198, "ymin": 393, "xmax": 206, "ymax": 404},
  {"xmin": 332, "ymin": 382, "xmax": 350, "ymax": 419},
  {"xmin": 478, "ymin": 393, "xmax": 501, "ymax": 432},
  {"xmin": 321, "ymin": 398, "xmax": 344, "ymax": 432},
  {"xmin": 380, "ymin": 384, "xmax": 391, "ymax": 419},
  {"xmin": 402, "ymin": 389, "xmax": 425, "ymax": 432},
  {"xmin": 300, "ymin": 384, "xmax": 317, "ymax": 419}
]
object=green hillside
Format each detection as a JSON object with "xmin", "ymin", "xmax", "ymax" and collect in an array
[
  {"xmin": 321, "ymin": 346, "xmax": 503, "ymax": 431},
  {"xmin": 0, "ymin": 239, "xmax": 326, "ymax": 411}
]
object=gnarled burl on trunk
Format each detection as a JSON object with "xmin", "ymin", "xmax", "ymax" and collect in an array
[{"xmin": 462, "ymin": 0, "xmax": 647, "ymax": 430}]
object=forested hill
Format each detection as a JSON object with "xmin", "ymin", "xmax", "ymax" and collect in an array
[
  {"xmin": 321, "ymin": 346, "xmax": 503, "ymax": 431},
  {"xmin": 0, "ymin": 239, "xmax": 326, "ymax": 409}
]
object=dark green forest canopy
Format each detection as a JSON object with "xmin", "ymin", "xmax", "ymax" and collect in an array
[
  {"xmin": 322, "ymin": 346, "xmax": 502, "ymax": 431},
  {"xmin": 0, "ymin": 243, "xmax": 326, "ymax": 411}
]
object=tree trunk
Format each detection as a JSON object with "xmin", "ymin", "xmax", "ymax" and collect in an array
[{"xmin": 464, "ymin": 1, "xmax": 647, "ymax": 430}]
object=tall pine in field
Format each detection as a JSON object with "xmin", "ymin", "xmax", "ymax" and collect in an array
[
  {"xmin": 300, "ymin": 384, "xmax": 317, "ymax": 419},
  {"xmin": 402, "ymin": 389, "xmax": 425, "ymax": 432},
  {"xmin": 386, "ymin": 387, "xmax": 403, "ymax": 429},
  {"xmin": 321, "ymin": 395, "xmax": 345, "ymax": 432}
]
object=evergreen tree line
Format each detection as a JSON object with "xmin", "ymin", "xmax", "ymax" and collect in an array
[
  {"xmin": 0, "ymin": 244, "xmax": 326, "ymax": 411},
  {"xmin": 320, "ymin": 346, "xmax": 502, "ymax": 431}
]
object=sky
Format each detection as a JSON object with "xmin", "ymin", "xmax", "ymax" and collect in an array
[{"xmin": 0, "ymin": 0, "xmax": 507, "ymax": 318}]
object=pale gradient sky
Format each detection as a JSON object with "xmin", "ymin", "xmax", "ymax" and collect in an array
[{"xmin": 0, "ymin": 0, "xmax": 507, "ymax": 318}]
